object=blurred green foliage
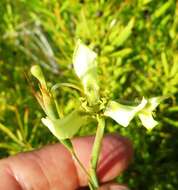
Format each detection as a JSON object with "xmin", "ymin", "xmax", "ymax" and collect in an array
[{"xmin": 0, "ymin": 0, "xmax": 178, "ymax": 189}]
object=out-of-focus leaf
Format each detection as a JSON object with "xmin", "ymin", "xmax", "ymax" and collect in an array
[
  {"xmin": 112, "ymin": 17, "xmax": 135, "ymax": 47},
  {"xmin": 110, "ymin": 48, "xmax": 132, "ymax": 58},
  {"xmin": 153, "ymin": 0, "xmax": 173, "ymax": 19},
  {"xmin": 161, "ymin": 52, "xmax": 169, "ymax": 77},
  {"xmin": 0, "ymin": 123, "xmax": 24, "ymax": 146},
  {"xmin": 171, "ymin": 55, "xmax": 178, "ymax": 77},
  {"xmin": 163, "ymin": 117, "xmax": 178, "ymax": 127}
]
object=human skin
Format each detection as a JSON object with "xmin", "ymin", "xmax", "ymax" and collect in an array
[{"xmin": 0, "ymin": 134, "xmax": 133, "ymax": 190}]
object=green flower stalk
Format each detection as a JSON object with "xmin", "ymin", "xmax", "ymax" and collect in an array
[{"xmin": 31, "ymin": 40, "xmax": 167, "ymax": 190}]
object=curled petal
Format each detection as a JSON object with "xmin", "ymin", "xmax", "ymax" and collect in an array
[
  {"xmin": 138, "ymin": 96, "xmax": 168, "ymax": 130},
  {"xmin": 42, "ymin": 110, "xmax": 90, "ymax": 139},
  {"xmin": 138, "ymin": 112, "xmax": 158, "ymax": 130},
  {"xmin": 73, "ymin": 40, "xmax": 99, "ymax": 105},
  {"xmin": 73, "ymin": 40, "xmax": 97, "ymax": 78},
  {"xmin": 104, "ymin": 98, "xmax": 147, "ymax": 127},
  {"xmin": 146, "ymin": 96, "xmax": 168, "ymax": 111},
  {"xmin": 31, "ymin": 65, "xmax": 46, "ymax": 87}
]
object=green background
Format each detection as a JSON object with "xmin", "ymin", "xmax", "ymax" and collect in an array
[{"xmin": 0, "ymin": 0, "xmax": 178, "ymax": 189}]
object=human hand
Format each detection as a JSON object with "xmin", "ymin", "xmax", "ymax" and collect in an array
[{"xmin": 0, "ymin": 134, "xmax": 132, "ymax": 190}]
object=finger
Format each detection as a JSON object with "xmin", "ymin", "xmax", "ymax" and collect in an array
[
  {"xmin": 72, "ymin": 134, "xmax": 133, "ymax": 186},
  {"xmin": 0, "ymin": 134, "xmax": 132, "ymax": 190},
  {"xmin": 98, "ymin": 183, "xmax": 129, "ymax": 190},
  {"xmin": 77, "ymin": 183, "xmax": 129, "ymax": 190}
]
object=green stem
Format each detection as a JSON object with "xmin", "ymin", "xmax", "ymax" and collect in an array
[
  {"xmin": 61, "ymin": 139, "xmax": 95, "ymax": 188},
  {"xmin": 89, "ymin": 115, "xmax": 105, "ymax": 189},
  {"xmin": 42, "ymin": 86, "xmax": 96, "ymax": 188},
  {"xmin": 71, "ymin": 149, "xmax": 90, "ymax": 177},
  {"xmin": 88, "ymin": 182, "xmax": 96, "ymax": 190}
]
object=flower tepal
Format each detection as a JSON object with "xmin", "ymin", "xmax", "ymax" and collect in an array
[
  {"xmin": 73, "ymin": 40, "xmax": 100, "ymax": 106},
  {"xmin": 104, "ymin": 97, "xmax": 165, "ymax": 130},
  {"xmin": 42, "ymin": 110, "xmax": 90, "ymax": 139},
  {"xmin": 138, "ymin": 96, "xmax": 167, "ymax": 130},
  {"xmin": 104, "ymin": 98, "xmax": 147, "ymax": 127}
]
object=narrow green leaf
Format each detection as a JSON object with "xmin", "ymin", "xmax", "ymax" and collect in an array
[
  {"xmin": 0, "ymin": 123, "xmax": 24, "ymax": 146},
  {"xmin": 167, "ymin": 106, "xmax": 178, "ymax": 113},
  {"xmin": 141, "ymin": 0, "xmax": 152, "ymax": 6},
  {"xmin": 102, "ymin": 45, "xmax": 115, "ymax": 54},
  {"xmin": 171, "ymin": 55, "xmax": 178, "ymax": 77},
  {"xmin": 153, "ymin": 0, "xmax": 173, "ymax": 19},
  {"xmin": 110, "ymin": 48, "xmax": 132, "ymax": 58},
  {"xmin": 0, "ymin": 143, "xmax": 16, "ymax": 150},
  {"xmin": 161, "ymin": 52, "xmax": 169, "ymax": 77},
  {"xmin": 113, "ymin": 17, "xmax": 135, "ymax": 47},
  {"xmin": 163, "ymin": 117, "xmax": 178, "ymax": 128},
  {"xmin": 42, "ymin": 110, "xmax": 90, "ymax": 139}
]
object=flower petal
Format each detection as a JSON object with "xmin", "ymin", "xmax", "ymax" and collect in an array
[
  {"xmin": 146, "ymin": 96, "xmax": 167, "ymax": 111},
  {"xmin": 42, "ymin": 110, "xmax": 90, "ymax": 139},
  {"xmin": 104, "ymin": 98, "xmax": 147, "ymax": 127},
  {"xmin": 73, "ymin": 40, "xmax": 97, "ymax": 78},
  {"xmin": 31, "ymin": 65, "xmax": 46, "ymax": 87},
  {"xmin": 73, "ymin": 40, "xmax": 99, "ymax": 105},
  {"xmin": 138, "ymin": 112, "xmax": 158, "ymax": 130},
  {"xmin": 137, "ymin": 96, "xmax": 168, "ymax": 130}
]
